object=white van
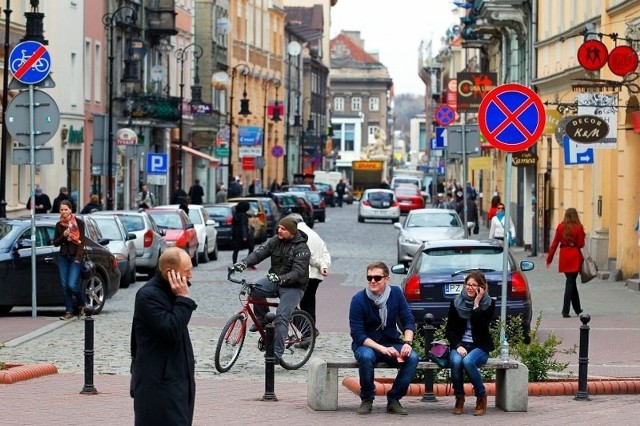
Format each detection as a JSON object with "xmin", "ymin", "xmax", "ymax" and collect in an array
[{"xmin": 313, "ymin": 171, "xmax": 343, "ymax": 189}]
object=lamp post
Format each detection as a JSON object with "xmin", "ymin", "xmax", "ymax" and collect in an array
[
  {"xmin": 103, "ymin": 5, "xmax": 138, "ymax": 210},
  {"xmin": 299, "ymin": 97, "xmax": 313, "ymax": 173},
  {"xmin": 174, "ymin": 43, "xmax": 203, "ymax": 190},
  {"xmin": 284, "ymin": 41, "xmax": 301, "ymax": 181},
  {"xmin": 227, "ymin": 63, "xmax": 251, "ymax": 188},
  {"xmin": 285, "ymin": 88, "xmax": 301, "ymax": 182},
  {"xmin": 261, "ymin": 77, "xmax": 280, "ymax": 185},
  {"xmin": 0, "ymin": 0, "xmax": 12, "ymax": 218}
]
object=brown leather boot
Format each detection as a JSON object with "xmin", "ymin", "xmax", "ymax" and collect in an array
[
  {"xmin": 453, "ymin": 395, "xmax": 465, "ymax": 415},
  {"xmin": 474, "ymin": 395, "xmax": 487, "ymax": 416}
]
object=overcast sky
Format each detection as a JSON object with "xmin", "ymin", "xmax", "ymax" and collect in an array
[{"xmin": 330, "ymin": 0, "xmax": 459, "ymax": 95}]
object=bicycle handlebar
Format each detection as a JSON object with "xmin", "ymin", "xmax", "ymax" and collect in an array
[{"xmin": 227, "ymin": 267, "xmax": 259, "ymax": 289}]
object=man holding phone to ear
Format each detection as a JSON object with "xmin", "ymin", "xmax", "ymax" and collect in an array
[{"xmin": 130, "ymin": 247, "xmax": 197, "ymax": 425}]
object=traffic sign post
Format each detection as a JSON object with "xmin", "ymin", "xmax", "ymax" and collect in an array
[{"xmin": 478, "ymin": 83, "xmax": 545, "ymax": 360}]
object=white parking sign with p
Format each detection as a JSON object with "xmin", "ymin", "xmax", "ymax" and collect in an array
[{"xmin": 147, "ymin": 153, "xmax": 168, "ymax": 175}]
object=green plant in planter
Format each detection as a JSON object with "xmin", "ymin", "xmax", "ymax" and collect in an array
[{"xmin": 512, "ymin": 312, "xmax": 576, "ymax": 382}]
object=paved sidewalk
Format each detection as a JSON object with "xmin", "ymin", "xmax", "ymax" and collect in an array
[{"xmin": 2, "ymin": 373, "xmax": 639, "ymax": 425}]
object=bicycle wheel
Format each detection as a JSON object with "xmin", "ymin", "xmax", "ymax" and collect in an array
[
  {"xmin": 214, "ymin": 314, "xmax": 246, "ymax": 373},
  {"xmin": 280, "ymin": 309, "xmax": 316, "ymax": 370}
]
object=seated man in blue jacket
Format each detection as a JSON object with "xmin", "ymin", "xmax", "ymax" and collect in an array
[{"xmin": 349, "ymin": 261, "xmax": 419, "ymax": 416}]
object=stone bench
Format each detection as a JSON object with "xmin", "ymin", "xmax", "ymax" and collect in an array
[{"xmin": 307, "ymin": 356, "xmax": 528, "ymax": 412}]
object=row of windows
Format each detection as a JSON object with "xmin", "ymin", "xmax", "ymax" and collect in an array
[{"xmin": 333, "ymin": 96, "xmax": 379, "ymax": 112}]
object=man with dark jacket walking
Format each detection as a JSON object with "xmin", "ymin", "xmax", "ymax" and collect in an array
[
  {"xmin": 51, "ymin": 186, "xmax": 76, "ymax": 213},
  {"xmin": 188, "ymin": 179, "xmax": 205, "ymax": 204},
  {"xmin": 233, "ymin": 217, "xmax": 311, "ymax": 364},
  {"xmin": 130, "ymin": 247, "xmax": 198, "ymax": 425}
]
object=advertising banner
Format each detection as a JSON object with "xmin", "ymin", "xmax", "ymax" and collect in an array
[{"xmin": 456, "ymin": 72, "xmax": 497, "ymax": 112}]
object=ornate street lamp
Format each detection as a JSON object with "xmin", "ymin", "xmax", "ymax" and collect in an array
[
  {"xmin": 103, "ymin": 5, "xmax": 138, "ymax": 210},
  {"xmin": 227, "ymin": 63, "xmax": 251, "ymax": 188},
  {"xmin": 174, "ymin": 43, "xmax": 203, "ymax": 189}
]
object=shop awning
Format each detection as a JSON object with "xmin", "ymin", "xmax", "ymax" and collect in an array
[{"xmin": 171, "ymin": 144, "xmax": 219, "ymax": 166}]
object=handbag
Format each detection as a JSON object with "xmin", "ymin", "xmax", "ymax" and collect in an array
[
  {"xmin": 428, "ymin": 340, "xmax": 451, "ymax": 368},
  {"xmin": 81, "ymin": 253, "xmax": 96, "ymax": 280},
  {"xmin": 580, "ymin": 247, "xmax": 598, "ymax": 283}
]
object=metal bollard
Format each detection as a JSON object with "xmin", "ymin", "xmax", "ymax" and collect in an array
[
  {"xmin": 422, "ymin": 313, "xmax": 437, "ymax": 402},
  {"xmin": 262, "ymin": 312, "xmax": 278, "ymax": 401},
  {"xmin": 574, "ymin": 313, "xmax": 591, "ymax": 401},
  {"xmin": 79, "ymin": 305, "xmax": 98, "ymax": 395}
]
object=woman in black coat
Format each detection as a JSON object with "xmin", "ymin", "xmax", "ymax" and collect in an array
[
  {"xmin": 231, "ymin": 201, "xmax": 255, "ymax": 264},
  {"xmin": 445, "ymin": 271, "xmax": 495, "ymax": 416}
]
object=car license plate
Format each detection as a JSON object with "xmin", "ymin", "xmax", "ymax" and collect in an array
[{"xmin": 445, "ymin": 284, "xmax": 464, "ymax": 295}]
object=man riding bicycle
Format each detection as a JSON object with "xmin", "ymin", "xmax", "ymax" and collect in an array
[{"xmin": 233, "ymin": 217, "xmax": 311, "ymax": 365}]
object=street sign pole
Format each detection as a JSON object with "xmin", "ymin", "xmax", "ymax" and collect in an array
[
  {"xmin": 28, "ymin": 84, "xmax": 37, "ymax": 319},
  {"xmin": 500, "ymin": 153, "xmax": 513, "ymax": 360},
  {"xmin": 462, "ymin": 119, "xmax": 468, "ymax": 238}
]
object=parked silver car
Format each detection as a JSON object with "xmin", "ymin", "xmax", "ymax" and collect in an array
[
  {"xmin": 90, "ymin": 213, "xmax": 137, "ymax": 287},
  {"xmin": 394, "ymin": 208, "xmax": 466, "ymax": 265},
  {"xmin": 109, "ymin": 210, "xmax": 167, "ymax": 278}
]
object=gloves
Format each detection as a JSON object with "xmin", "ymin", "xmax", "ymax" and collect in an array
[
  {"xmin": 267, "ymin": 273, "xmax": 281, "ymax": 284},
  {"xmin": 233, "ymin": 262, "xmax": 247, "ymax": 272}
]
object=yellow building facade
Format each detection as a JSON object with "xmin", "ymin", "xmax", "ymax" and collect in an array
[{"xmin": 535, "ymin": 0, "xmax": 640, "ymax": 277}]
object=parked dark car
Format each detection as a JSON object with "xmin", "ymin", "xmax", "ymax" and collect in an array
[
  {"xmin": 269, "ymin": 192, "xmax": 314, "ymax": 228},
  {"xmin": 314, "ymin": 182, "xmax": 336, "ymax": 207},
  {"xmin": 391, "ymin": 239, "xmax": 534, "ymax": 341},
  {"xmin": 290, "ymin": 190, "xmax": 325, "ymax": 223},
  {"xmin": 0, "ymin": 217, "xmax": 121, "ymax": 315}
]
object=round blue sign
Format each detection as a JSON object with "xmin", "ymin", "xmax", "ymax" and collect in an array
[
  {"xmin": 271, "ymin": 145, "xmax": 284, "ymax": 158},
  {"xmin": 9, "ymin": 41, "xmax": 51, "ymax": 85},
  {"xmin": 435, "ymin": 104, "xmax": 456, "ymax": 127},
  {"xmin": 478, "ymin": 84, "xmax": 545, "ymax": 152}
]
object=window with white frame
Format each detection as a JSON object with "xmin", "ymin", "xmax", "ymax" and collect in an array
[
  {"xmin": 344, "ymin": 123, "xmax": 355, "ymax": 151},
  {"xmin": 334, "ymin": 97, "xmax": 344, "ymax": 111},
  {"xmin": 368, "ymin": 97, "xmax": 379, "ymax": 111},
  {"xmin": 351, "ymin": 97, "xmax": 361, "ymax": 111}
]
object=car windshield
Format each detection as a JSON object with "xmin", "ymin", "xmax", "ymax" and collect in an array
[
  {"xmin": 149, "ymin": 212, "xmax": 182, "ymax": 229},
  {"xmin": 117, "ymin": 215, "xmax": 145, "ymax": 232},
  {"xmin": 416, "ymin": 247, "xmax": 509, "ymax": 274},
  {"xmin": 368, "ymin": 192, "xmax": 394, "ymax": 203},
  {"xmin": 205, "ymin": 206, "xmax": 230, "ymax": 217},
  {"xmin": 92, "ymin": 217, "xmax": 124, "ymax": 240},
  {"xmin": 306, "ymin": 192, "xmax": 321, "ymax": 202},
  {"xmin": 407, "ymin": 213, "xmax": 461, "ymax": 228}
]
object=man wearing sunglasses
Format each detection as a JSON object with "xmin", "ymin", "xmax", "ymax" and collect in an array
[{"xmin": 349, "ymin": 261, "xmax": 419, "ymax": 416}]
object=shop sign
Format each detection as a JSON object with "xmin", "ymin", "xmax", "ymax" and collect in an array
[{"xmin": 564, "ymin": 115, "xmax": 609, "ymax": 144}]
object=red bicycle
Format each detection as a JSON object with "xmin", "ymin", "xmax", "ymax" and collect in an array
[{"xmin": 214, "ymin": 268, "xmax": 316, "ymax": 373}]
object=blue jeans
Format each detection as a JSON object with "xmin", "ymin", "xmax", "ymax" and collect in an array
[
  {"xmin": 450, "ymin": 344, "xmax": 489, "ymax": 397},
  {"xmin": 57, "ymin": 254, "xmax": 85, "ymax": 313},
  {"xmin": 353, "ymin": 344, "xmax": 419, "ymax": 402}
]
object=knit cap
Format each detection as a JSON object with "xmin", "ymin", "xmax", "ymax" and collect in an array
[{"xmin": 279, "ymin": 217, "xmax": 298, "ymax": 234}]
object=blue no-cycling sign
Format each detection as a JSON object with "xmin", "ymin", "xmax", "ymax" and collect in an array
[
  {"xmin": 478, "ymin": 83, "xmax": 545, "ymax": 152},
  {"xmin": 9, "ymin": 40, "xmax": 51, "ymax": 85}
]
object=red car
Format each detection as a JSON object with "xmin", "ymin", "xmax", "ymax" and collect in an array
[
  {"xmin": 146, "ymin": 208, "xmax": 200, "ymax": 266},
  {"xmin": 395, "ymin": 184, "xmax": 425, "ymax": 213}
]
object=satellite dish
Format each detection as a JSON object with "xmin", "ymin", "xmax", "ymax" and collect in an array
[{"xmin": 287, "ymin": 41, "xmax": 301, "ymax": 56}]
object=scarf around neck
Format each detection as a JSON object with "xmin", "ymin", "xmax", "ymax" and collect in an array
[
  {"xmin": 366, "ymin": 284, "xmax": 391, "ymax": 330},
  {"xmin": 60, "ymin": 213, "xmax": 81, "ymax": 245},
  {"xmin": 454, "ymin": 288, "xmax": 491, "ymax": 319}
]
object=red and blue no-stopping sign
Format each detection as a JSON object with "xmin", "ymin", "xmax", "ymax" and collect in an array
[
  {"xmin": 9, "ymin": 40, "xmax": 51, "ymax": 85},
  {"xmin": 478, "ymin": 83, "xmax": 545, "ymax": 152},
  {"xmin": 434, "ymin": 104, "xmax": 456, "ymax": 127}
]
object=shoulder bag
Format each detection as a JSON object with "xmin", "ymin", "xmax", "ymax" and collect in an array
[
  {"xmin": 580, "ymin": 246, "xmax": 598, "ymax": 284},
  {"xmin": 428, "ymin": 340, "xmax": 451, "ymax": 368}
]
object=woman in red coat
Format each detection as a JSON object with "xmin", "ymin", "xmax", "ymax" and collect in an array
[{"xmin": 545, "ymin": 208, "xmax": 585, "ymax": 318}]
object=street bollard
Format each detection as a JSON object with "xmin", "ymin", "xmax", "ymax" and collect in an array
[
  {"xmin": 79, "ymin": 305, "xmax": 98, "ymax": 395},
  {"xmin": 262, "ymin": 312, "xmax": 278, "ymax": 401},
  {"xmin": 422, "ymin": 313, "xmax": 437, "ymax": 402},
  {"xmin": 575, "ymin": 313, "xmax": 591, "ymax": 401}
]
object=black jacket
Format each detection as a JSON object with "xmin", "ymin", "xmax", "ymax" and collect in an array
[
  {"xmin": 130, "ymin": 273, "xmax": 198, "ymax": 426},
  {"xmin": 51, "ymin": 194, "xmax": 77, "ymax": 213},
  {"xmin": 242, "ymin": 231, "xmax": 311, "ymax": 290},
  {"xmin": 445, "ymin": 298, "xmax": 495, "ymax": 353},
  {"xmin": 188, "ymin": 184, "xmax": 204, "ymax": 204}
]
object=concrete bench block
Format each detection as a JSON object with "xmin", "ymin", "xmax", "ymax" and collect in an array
[
  {"xmin": 495, "ymin": 360, "xmax": 529, "ymax": 412},
  {"xmin": 307, "ymin": 357, "xmax": 338, "ymax": 411}
]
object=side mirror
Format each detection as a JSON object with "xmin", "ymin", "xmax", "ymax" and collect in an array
[
  {"xmin": 393, "ymin": 222, "xmax": 402, "ymax": 230},
  {"xmin": 126, "ymin": 233, "xmax": 137, "ymax": 241},
  {"xmin": 520, "ymin": 260, "xmax": 535, "ymax": 272},
  {"xmin": 15, "ymin": 238, "xmax": 32, "ymax": 250},
  {"xmin": 390, "ymin": 264, "xmax": 408, "ymax": 275}
]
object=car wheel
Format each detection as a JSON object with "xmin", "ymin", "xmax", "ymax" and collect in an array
[
  {"xmin": 306, "ymin": 219, "xmax": 314, "ymax": 229},
  {"xmin": 191, "ymin": 247, "xmax": 199, "ymax": 267},
  {"xmin": 120, "ymin": 265, "xmax": 131, "ymax": 289},
  {"xmin": 209, "ymin": 241, "xmax": 218, "ymax": 261},
  {"xmin": 319, "ymin": 215, "xmax": 325, "ymax": 223},
  {"xmin": 0, "ymin": 305, "xmax": 13, "ymax": 315},
  {"xmin": 84, "ymin": 273, "xmax": 106, "ymax": 314},
  {"xmin": 199, "ymin": 240, "xmax": 209, "ymax": 264},
  {"xmin": 358, "ymin": 215, "xmax": 364, "ymax": 223},
  {"xmin": 130, "ymin": 263, "xmax": 137, "ymax": 284},
  {"xmin": 392, "ymin": 218, "xmax": 400, "ymax": 223}
]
